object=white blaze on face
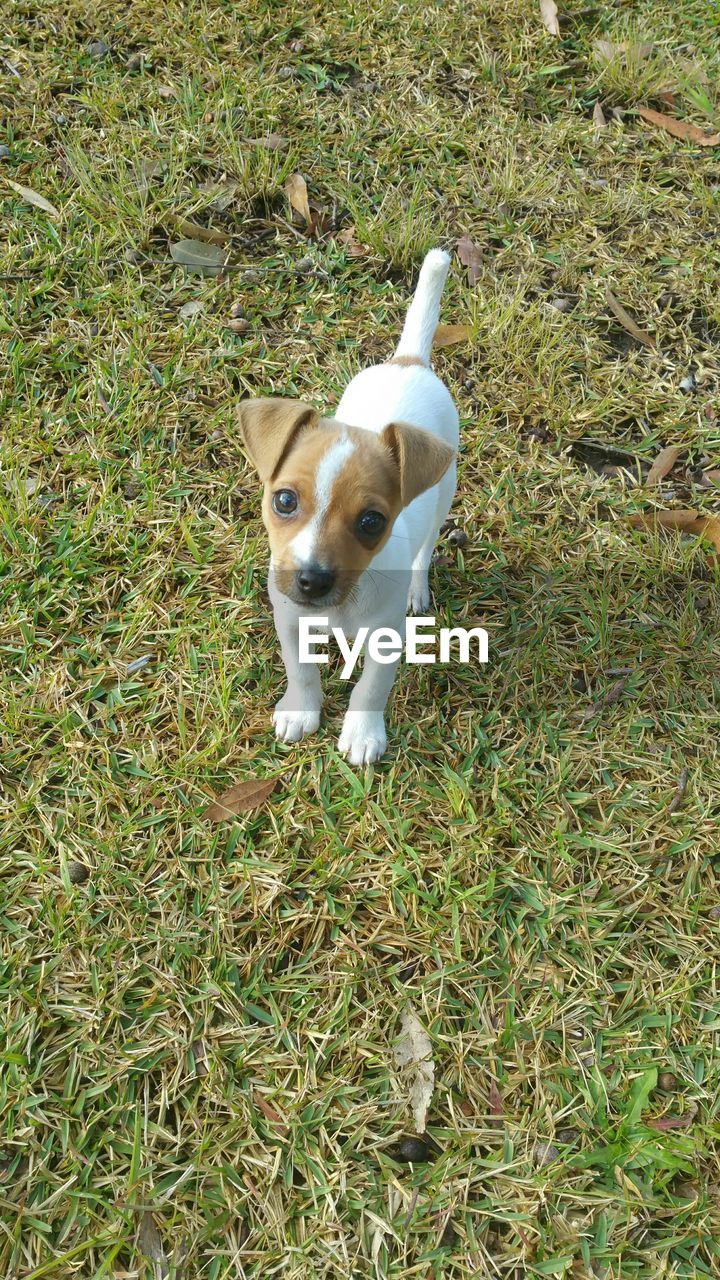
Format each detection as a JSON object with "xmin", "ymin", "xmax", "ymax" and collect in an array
[{"xmin": 289, "ymin": 434, "xmax": 355, "ymax": 567}]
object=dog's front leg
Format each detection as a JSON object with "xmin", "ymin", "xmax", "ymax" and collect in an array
[
  {"xmin": 338, "ymin": 632, "xmax": 403, "ymax": 766},
  {"xmin": 272, "ymin": 607, "xmax": 323, "ymax": 743}
]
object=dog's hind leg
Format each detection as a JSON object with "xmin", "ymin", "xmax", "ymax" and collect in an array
[{"xmin": 407, "ymin": 465, "xmax": 456, "ymax": 614}]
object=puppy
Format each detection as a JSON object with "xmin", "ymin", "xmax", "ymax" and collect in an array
[{"xmin": 239, "ymin": 248, "xmax": 459, "ymax": 764}]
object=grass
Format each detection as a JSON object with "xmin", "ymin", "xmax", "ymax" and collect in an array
[{"xmin": 2, "ymin": 0, "xmax": 720, "ymax": 1276}]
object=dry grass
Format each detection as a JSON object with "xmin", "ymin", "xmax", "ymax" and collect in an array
[{"xmin": 2, "ymin": 0, "xmax": 720, "ymax": 1276}]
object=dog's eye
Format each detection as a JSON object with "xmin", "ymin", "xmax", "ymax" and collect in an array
[
  {"xmin": 356, "ymin": 509, "xmax": 387, "ymax": 538},
  {"xmin": 272, "ymin": 489, "xmax": 298, "ymax": 516}
]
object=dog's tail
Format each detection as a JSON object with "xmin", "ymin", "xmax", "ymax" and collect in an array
[{"xmin": 393, "ymin": 248, "xmax": 451, "ymax": 366}]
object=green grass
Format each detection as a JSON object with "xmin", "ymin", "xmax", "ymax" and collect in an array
[{"xmin": 2, "ymin": 0, "xmax": 720, "ymax": 1276}]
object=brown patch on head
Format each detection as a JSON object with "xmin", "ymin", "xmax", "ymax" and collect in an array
[
  {"xmin": 264, "ymin": 424, "xmax": 403, "ymax": 604},
  {"xmin": 243, "ymin": 399, "xmax": 456, "ymax": 606},
  {"xmin": 237, "ymin": 398, "xmax": 319, "ymax": 481},
  {"xmin": 387, "ymin": 355, "xmax": 428, "ymax": 368}
]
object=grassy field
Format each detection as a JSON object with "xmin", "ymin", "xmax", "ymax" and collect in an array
[{"xmin": 2, "ymin": 0, "xmax": 720, "ymax": 1276}]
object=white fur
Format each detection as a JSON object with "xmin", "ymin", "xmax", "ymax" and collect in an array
[
  {"xmin": 289, "ymin": 433, "xmax": 355, "ymax": 566},
  {"xmin": 270, "ymin": 249, "xmax": 460, "ymax": 765}
]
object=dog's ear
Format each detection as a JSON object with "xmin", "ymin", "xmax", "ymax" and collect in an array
[
  {"xmin": 237, "ymin": 398, "xmax": 320, "ymax": 481},
  {"xmin": 381, "ymin": 421, "xmax": 455, "ymax": 507}
]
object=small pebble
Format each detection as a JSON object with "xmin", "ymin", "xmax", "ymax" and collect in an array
[
  {"xmin": 87, "ymin": 39, "xmax": 109, "ymax": 58},
  {"xmin": 526, "ymin": 426, "xmax": 549, "ymax": 443},
  {"xmin": 447, "ymin": 527, "xmax": 468, "ymax": 548},
  {"xmin": 658, "ymin": 1071, "xmax": 678, "ymax": 1091},
  {"xmin": 242, "ymin": 268, "xmax": 261, "ymax": 283},
  {"xmin": 126, "ymin": 51, "xmax": 144, "ymax": 72},
  {"xmin": 296, "ymin": 255, "xmax": 314, "ymax": 274},
  {"xmin": 394, "ymin": 1135, "xmax": 431, "ymax": 1163},
  {"xmin": 290, "ymin": 39, "xmax": 305, "ymax": 53},
  {"xmin": 0, "ymin": 144, "xmax": 10, "ymax": 160},
  {"xmin": 67, "ymin": 860, "xmax": 90, "ymax": 885},
  {"xmin": 550, "ymin": 296, "xmax": 572, "ymax": 313},
  {"xmin": 227, "ymin": 317, "xmax": 251, "ymax": 334},
  {"xmin": 278, "ymin": 65, "xmax": 293, "ymax": 79},
  {"xmin": 433, "ymin": 553, "xmax": 454, "ymax": 568},
  {"xmin": 124, "ymin": 247, "xmax": 146, "ymax": 266},
  {"xmin": 230, "ymin": 301, "xmax": 246, "ymax": 319},
  {"xmin": 534, "ymin": 1141, "xmax": 560, "ymax": 1167},
  {"xmin": 679, "ymin": 372, "xmax": 697, "ymax": 394},
  {"xmin": 709, "ymin": 905, "xmax": 720, "ymax": 919}
]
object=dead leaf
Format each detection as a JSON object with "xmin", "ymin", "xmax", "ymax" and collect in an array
[
  {"xmin": 202, "ymin": 776, "xmax": 278, "ymax": 823},
  {"xmin": 456, "ymin": 234, "xmax": 483, "ymax": 285},
  {"xmin": 5, "ymin": 178, "xmax": 59, "ymax": 218},
  {"xmin": 667, "ymin": 766, "xmax": 689, "ymax": 815},
  {"xmin": 244, "ymin": 133, "xmax": 288, "ymax": 151},
  {"xmin": 627, "ymin": 509, "xmax": 720, "ymax": 553},
  {"xmin": 158, "ymin": 84, "xmax": 178, "ymax": 101},
  {"xmin": 137, "ymin": 1212, "xmax": 169, "ymax": 1278},
  {"xmin": 648, "ymin": 1113, "xmax": 694, "ymax": 1131},
  {"xmin": 637, "ymin": 106, "xmax": 720, "ymax": 147},
  {"xmin": 605, "ymin": 286, "xmax": 656, "ymax": 349},
  {"xmin": 179, "ymin": 300, "xmax": 204, "ymax": 319},
  {"xmin": 704, "ymin": 469, "xmax": 720, "ymax": 485},
  {"xmin": 337, "ymin": 225, "xmax": 372, "ymax": 257},
  {"xmin": 593, "ymin": 101, "xmax": 606, "ymax": 127},
  {"xmin": 646, "ymin": 445, "xmax": 681, "ymax": 486},
  {"xmin": 191, "ymin": 1038, "xmax": 209, "ymax": 1076},
  {"xmin": 172, "ymin": 216, "xmax": 229, "ymax": 246},
  {"xmin": 285, "ymin": 172, "xmax": 311, "ymax": 224},
  {"xmin": 594, "ymin": 39, "xmax": 619, "ymax": 61},
  {"xmin": 657, "ymin": 89, "xmax": 678, "ymax": 109},
  {"xmin": 539, "ymin": 0, "xmax": 560, "ymax": 36},
  {"xmin": 433, "ymin": 323, "xmax": 471, "ymax": 348},
  {"xmin": 254, "ymin": 1094, "xmax": 288, "ymax": 1134},
  {"xmin": 394, "ymin": 1007, "xmax": 434, "ymax": 1134},
  {"xmin": 487, "ymin": 1079, "xmax": 504, "ymax": 1116},
  {"xmin": 582, "ymin": 674, "xmax": 631, "ymax": 722},
  {"xmin": 170, "ymin": 239, "xmax": 226, "ymax": 276}
]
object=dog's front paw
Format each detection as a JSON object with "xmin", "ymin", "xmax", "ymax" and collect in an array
[
  {"xmin": 407, "ymin": 571, "xmax": 430, "ymax": 614},
  {"xmin": 338, "ymin": 711, "xmax": 387, "ymax": 766},
  {"xmin": 273, "ymin": 697, "xmax": 321, "ymax": 744}
]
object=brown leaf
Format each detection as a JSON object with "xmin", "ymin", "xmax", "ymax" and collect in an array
[
  {"xmin": 285, "ymin": 172, "xmax": 311, "ymax": 224},
  {"xmin": 487, "ymin": 1079, "xmax": 504, "ymax": 1116},
  {"xmin": 648, "ymin": 1113, "xmax": 693, "ymax": 1131},
  {"xmin": 667, "ymin": 767, "xmax": 689, "ymax": 816},
  {"xmin": 5, "ymin": 178, "xmax": 59, "ymax": 218},
  {"xmin": 627, "ymin": 510, "xmax": 720, "ymax": 554},
  {"xmin": 137, "ymin": 1212, "xmax": 168, "ymax": 1276},
  {"xmin": 243, "ymin": 133, "xmax": 288, "ymax": 150},
  {"xmin": 191, "ymin": 1038, "xmax": 209, "ymax": 1077},
  {"xmin": 657, "ymin": 89, "xmax": 678, "ymax": 109},
  {"xmin": 582, "ymin": 674, "xmax": 632, "ymax": 722},
  {"xmin": 594, "ymin": 38, "xmax": 619, "ymax": 61},
  {"xmin": 172, "ymin": 216, "xmax": 229, "ymax": 246},
  {"xmin": 254, "ymin": 1094, "xmax": 288, "ymax": 1134},
  {"xmin": 605, "ymin": 286, "xmax": 656, "ymax": 349},
  {"xmin": 202, "ymin": 775, "xmax": 278, "ymax": 822},
  {"xmin": 539, "ymin": 0, "xmax": 560, "ymax": 36},
  {"xmin": 646, "ymin": 445, "xmax": 681, "ymax": 486},
  {"xmin": 593, "ymin": 101, "xmax": 607, "ymax": 127},
  {"xmin": 637, "ymin": 106, "xmax": 720, "ymax": 147},
  {"xmin": 433, "ymin": 323, "xmax": 471, "ymax": 349},
  {"xmin": 337, "ymin": 225, "xmax": 372, "ymax": 257},
  {"xmin": 704, "ymin": 469, "xmax": 720, "ymax": 485},
  {"xmin": 456, "ymin": 235, "xmax": 483, "ymax": 285}
]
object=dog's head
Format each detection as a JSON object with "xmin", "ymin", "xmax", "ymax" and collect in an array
[{"xmin": 238, "ymin": 398, "xmax": 455, "ymax": 607}]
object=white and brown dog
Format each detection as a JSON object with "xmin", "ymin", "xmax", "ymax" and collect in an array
[{"xmin": 238, "ymin": 248, "xmax": 459, "ymax": 764}]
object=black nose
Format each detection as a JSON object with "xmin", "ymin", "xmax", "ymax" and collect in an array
[{"xmin": 295, "ymin": 565, "xmax": 335, "ymax": 599}]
